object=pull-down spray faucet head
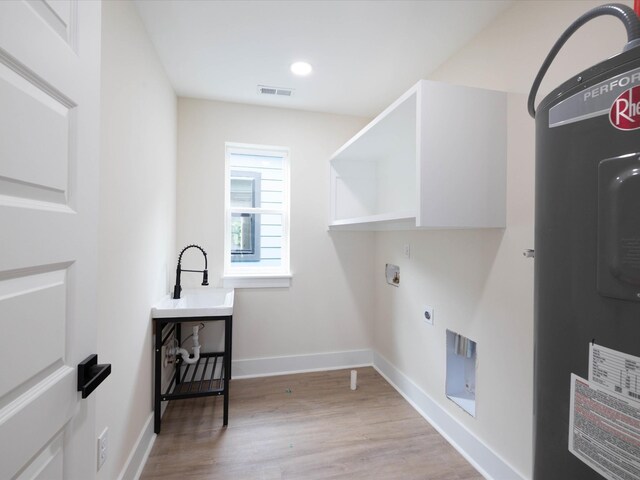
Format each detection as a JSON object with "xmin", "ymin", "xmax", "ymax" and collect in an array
[{"xmin": 172, "ymin": 244, "xmax": 209, "ymax": 299}]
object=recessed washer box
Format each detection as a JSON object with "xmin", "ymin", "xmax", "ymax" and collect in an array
[{"xmin": 446, "ymin": 329, "xmax": 477, "ymax": 417}]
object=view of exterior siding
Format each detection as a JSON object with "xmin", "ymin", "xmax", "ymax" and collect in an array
[{"xmin": 226, "ymin": 145, "xmax": 289, "ymax": 272}]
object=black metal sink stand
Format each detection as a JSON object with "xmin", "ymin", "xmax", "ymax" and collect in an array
[{"xmin": 153, "ymin": 314, "xmax": 232, "ymax": 434}]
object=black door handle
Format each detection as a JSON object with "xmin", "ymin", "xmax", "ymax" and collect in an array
[{"xmin": 77, "ymin": 354, "xmax": 111, "ymax": 399}]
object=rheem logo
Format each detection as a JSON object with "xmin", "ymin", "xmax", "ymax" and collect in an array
[{"xmin": 610, "ymin": 85, "xmax": 640, "ymax": 130}]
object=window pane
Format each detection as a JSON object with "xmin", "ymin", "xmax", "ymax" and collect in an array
[
  {"xmin": 231, "ymin": 212, "xmax": 259, "ymax": 262},
  {"xmin": 230, "ymin": 153, "xmax": 283, "ymax": 212},
  {"xmin": 258, "ymin": 212, "xmax": 282, "ymax": 265},
  {"xmin": 231, "ymin": 214, "xmax": 254, "ymax": 252},
  {"xmin": 225, "ymin": 144, "xmax": 289, "ymax": 276},
  {"xmin": 229, "ymin": 212, "xmax": 283, "ymax": 267},
  {"xmin": 230, "ymin": 171, "xmax": 260, "ymax": 208}
]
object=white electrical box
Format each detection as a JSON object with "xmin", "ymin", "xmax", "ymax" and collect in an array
[{"xmin": 423, "ymin": 305, "xmax": 434, "ymax": 325}]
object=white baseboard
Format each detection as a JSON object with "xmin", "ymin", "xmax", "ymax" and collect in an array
[
  {"xmin": 118, "ymin": 413, "xmax": 156, "ymax": 480},
  {"xmin": 231, "ymin": 349, "xmax": 373, "ymax": 378},
  {"xmin": 373, "ymin": 352, "xmax": 524, "ymax": 480},
  {"xmin": 122, "ymin": 351, "xmax": 372, "ymax": 478},
  {"xmin": 127, "ymin": 350, "xmax": 523, "ymax": 480}
]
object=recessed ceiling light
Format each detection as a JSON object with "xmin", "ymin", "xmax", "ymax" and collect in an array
[{"xmin": 290, "ymin": 61, "xmax": 312, "ymax": 76}]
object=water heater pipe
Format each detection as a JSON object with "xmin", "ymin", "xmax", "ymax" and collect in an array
[
  {"xmin": 172, "ymin": 325, "xmax": 201, "ymax": 365},
  {"xmin": 528, "ymin": 3, "xmax": 640, "ymax": 118}
]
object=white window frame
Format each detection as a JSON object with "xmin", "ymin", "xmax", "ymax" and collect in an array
[{"xmin": 223, "ymin": 142, "xmax": 291, "ymax": 288}]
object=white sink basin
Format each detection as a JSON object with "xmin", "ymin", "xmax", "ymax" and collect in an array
[{"xmin": 151, "ymin": 288, "xmax": 234, "ymax": 318}]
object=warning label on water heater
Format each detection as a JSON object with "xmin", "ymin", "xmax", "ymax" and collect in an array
[
  {"xmin": 589, "ymin": 344, "xmax": 640, "ymax": 402},
  {"xmin": 569, "ymin": 344, "xmax": 640, "ymax": 479},
  {"xmin": 569, "ymin": 373, "xmax": 640, "ymax": 480}
]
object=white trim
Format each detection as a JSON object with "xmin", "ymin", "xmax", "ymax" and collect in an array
[
  {"xmin": 224, "ymin": 142, "xmax": 291, "ymax": 278},
  {"xmin": 117, "ymin": 413, "xmax": 156, "ymax": 480},
  {"xmin": 222, "ymin": 274, "xmax": 292, "ymax": 288},
  {"xmin": 231, "ymin": 349, "xmax": 373, "ymax": 378},
  {"xmin": 130, "ymin": 350, "xmax": 523, "ymax": 480},
  {"xmin": 372, "ymin": 352, "xmax": 525, "ymax": 480},
  {"xmin": 225, "ymin": 142, "xmax": 290, "ymax": 157}
]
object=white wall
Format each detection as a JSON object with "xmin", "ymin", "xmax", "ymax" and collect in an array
[
  {"xmin": 373, "ymin": 1, "xmax": 633, "ymax": 479},
  {"xmin": 92, "ymin": 1, "xmax": 633, "ymax": 478},
  {"xmin": 428, "ymin": 0, "xmax": 631, "ymax": 97},
  {"xmin": 177, "ymin": 99, "xmax": 373, "ymax": 364},
  {"xmin": 97, "ymin": 1, "xmax": 176, "ymax": 478}
]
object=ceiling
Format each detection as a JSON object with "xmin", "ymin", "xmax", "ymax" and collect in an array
[{"xmin": 134, "ymin": 0, "xmax": 513, "ymax": 118}]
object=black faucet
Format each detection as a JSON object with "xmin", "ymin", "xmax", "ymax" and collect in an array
[{"xmin": 173, "ymin": 244, "xmax": 209, "ymax": 299}]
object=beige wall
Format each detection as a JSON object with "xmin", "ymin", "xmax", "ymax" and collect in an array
[
  {"xmin": 373, "ymin": 1, "xmax": 633, "ymax": 478},
  {"xmin": 177, "ymin": 99, "xmax": 373, "ymax": 362},
  {"xmin": 97, "ymin": 1, "xmax": 176, "ymax": 478},
  {"xmin": 429, "ymin": 0, "xmax": 631, "ymax": 96},
  {"xmin": 93, "ymin": 1, "xmax": 635, "ymax": 477}
]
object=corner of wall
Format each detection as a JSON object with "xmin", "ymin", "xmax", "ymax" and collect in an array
[
  {"xmin": 373, "ymin": 352, "xmax": 526, "ymax": 480},
  {"xmin": 97, "ymin": 1, "xmax": 177, "ymax": 479}
]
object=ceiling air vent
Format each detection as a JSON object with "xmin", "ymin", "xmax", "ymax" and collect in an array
[{"xmin": 258, "ymin": 85, "xmax": 294, "ymax": 97}]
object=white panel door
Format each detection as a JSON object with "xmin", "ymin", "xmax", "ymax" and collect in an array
[{"xmin": 0, "ymin": 1, "xmax": 101, "ymax": 479}]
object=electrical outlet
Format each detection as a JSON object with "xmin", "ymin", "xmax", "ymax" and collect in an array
[
  {"xmin": 423, "ymin": 305, "xmax": 434, "ymax": 326},
  {"xmin": 403, "ymin": 244, "xmax": 411, "ymax": 258},
  {"xmin": 162, "ymin": 345, "xmax": 176, "ymax": 368},
  {"xmin": 163, "ymin": 333, "xmax": 176, "ymax": 368},
  {"xmin": 97, "ymin": 428, "xmax": 108, "ymax": 471}
]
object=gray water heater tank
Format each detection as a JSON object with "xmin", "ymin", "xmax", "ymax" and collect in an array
[{"xmin": 533, "ymin": 43, "xmax": 640, "ymax": 479}]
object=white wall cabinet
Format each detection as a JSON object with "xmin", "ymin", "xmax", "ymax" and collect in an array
[{"xmin": 329, "ymin": 80, "xmax": 506, "ymax": 230}]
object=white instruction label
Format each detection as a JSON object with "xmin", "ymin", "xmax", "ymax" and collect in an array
[
  {"xmin": 590, "ymin": 343, "xmax": 640, "ymax": 402},
  {"xmin": 569, "ymin": 374, "xmax": 640, "ymax": 480}
]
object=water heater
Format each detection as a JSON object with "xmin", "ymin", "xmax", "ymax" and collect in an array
[{"xmin": 530, "ymin": 4, "xmax": 640, "ymax": 480}]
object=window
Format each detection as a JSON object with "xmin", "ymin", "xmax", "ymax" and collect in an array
[
  {"xmin": 230, "ymin": 171, "xmax": 261, "ymax": 262},
  {"xmin": 224, "ymin": 143, "xmax": 290, "ymax": 285}
]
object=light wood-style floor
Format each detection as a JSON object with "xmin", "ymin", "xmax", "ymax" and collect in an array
[{"xmin": 141, "ymin": 367, "xmax": 483, "ymax": 480}]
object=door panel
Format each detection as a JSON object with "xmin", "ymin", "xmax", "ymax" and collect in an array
[
  {"xmin": 0, "ymin": 367, "xmax": 76, "ymax": 479},
  {"xmin": 25, "ymin": 1, "xmax": 76, "ymax": 48},
  {"xmin": 0, "ymin": 1, "xmax": 100, "ymax": 479},
  {"xmin": 16, "ymin": 434, "xmax": 64, "ymax": 480},
  {"xmin": 0, "ymin": 268, "xmax": 67, "ymax": 399},
  {"xmin": 0, "ymin": 61, "xmax": 72, "ymax": 203}
]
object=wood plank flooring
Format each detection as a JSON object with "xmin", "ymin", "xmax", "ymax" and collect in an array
[{"xmin": 141, "ymin": 367, "xmax": 483, "ymax": 480}]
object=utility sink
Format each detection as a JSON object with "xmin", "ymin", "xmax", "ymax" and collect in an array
[{"xmin": 151, "ymin": 288, "xmax": 234, "ymax": 318}]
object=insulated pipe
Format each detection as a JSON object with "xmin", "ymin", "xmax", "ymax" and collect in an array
[{"xmin": 528, "ymin": 3, "xmax": 640, "ymax": 118}]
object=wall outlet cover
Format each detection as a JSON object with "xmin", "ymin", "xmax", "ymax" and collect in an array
[
  {"xmin": 423, "ymin": 305, "xmax": 434, "ymax": 325},
  {"xmin": 97, "ymin": 427, "xmax": 108, "ymax": 471}
]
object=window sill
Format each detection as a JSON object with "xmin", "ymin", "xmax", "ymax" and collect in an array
[{"xmin": 222, "ymin": 274, "xmax": 292, "ymax": 288}]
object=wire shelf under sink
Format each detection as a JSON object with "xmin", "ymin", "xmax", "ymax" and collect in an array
[{"xmin": 162, "ymin": 352, "xmax": 225, "ymax": 401}]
